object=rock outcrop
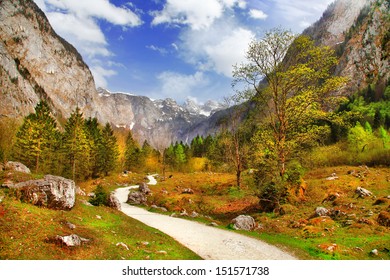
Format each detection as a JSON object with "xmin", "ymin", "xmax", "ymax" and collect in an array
[
  {"xmin": 10, "ymin": 175, "xmax": 76, "ymax": 210},
  {"xmin": 4, "ymin": 161, "xmax": 31, "ymax": 173},
  {"xmin": 231, "ymin": 215, "xmax": 256, "ymax": 231}
]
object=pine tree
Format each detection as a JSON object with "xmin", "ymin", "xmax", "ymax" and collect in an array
[
  {"xmin": 13, "ymin": 101, "xmax": 59, "ymax": 173},
  {"xmin": 98, "ymin": 123, "xmax": 119, "ymax": 176},
  {"xmin": 124, "ymin": 131, "xmax": 141, "ymax": 171},
  {"xmin": 62, "ymin": 107, "xmax": 91, "ymax": 181},
  {"xmin": 84, "ymin": 117, "xmax": 102, "ymax": 177}
]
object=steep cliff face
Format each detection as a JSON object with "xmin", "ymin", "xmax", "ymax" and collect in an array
[
  {"xmin": 304, "ymin": 0, "xmax": 389, "ymax": 95},
  {"xmin": 0, "ymin": 0, "xmax": 103, "ymax": 120}
]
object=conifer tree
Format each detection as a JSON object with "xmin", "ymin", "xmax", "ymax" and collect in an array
[
  {"xmin": 124, "ymin": 131, "xmax": 141, "ymax": 171},
  {"xmin": 13, "ymin": 101, "xmax": 59, "ymax": 173},
  {"xmin": 84, "ymin": 117, "xmax": 102, "ymax": 177},
  {"xmin": 98, "ymin": 123, "xmax": 119, "ymax": 176},
  {"xmin": 62, "ymin": 107, "xmax": 91, "ymax": 181}
]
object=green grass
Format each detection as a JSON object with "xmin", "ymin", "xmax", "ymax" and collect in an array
[{"xmin": 0, "ymin": 172, "xmax": 201, "ymax": 260}]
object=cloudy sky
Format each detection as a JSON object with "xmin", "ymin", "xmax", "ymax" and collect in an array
[{"xmin": 33, "ymin": 0, "xmax": 334, "ymax": 104}]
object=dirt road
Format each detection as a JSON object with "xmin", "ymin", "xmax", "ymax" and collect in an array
[{"xmin": 114, "ymin": 175, "xmax": 296, "ymax": 260}]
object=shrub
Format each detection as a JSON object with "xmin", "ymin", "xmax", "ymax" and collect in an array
[{"xmin": 89, "ymin": 185, "xmax": 108, "ymax": 206}]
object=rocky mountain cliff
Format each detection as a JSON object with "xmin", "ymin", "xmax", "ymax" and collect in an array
[
  {"xmin": 304, "ymin": 0, "xmax": 389, "ymax": 94},
  {"xmin": 0, "ymin": 0, "xmax": 225, "ymax": 147},
  {"xmin": 0, "ymin": 0, "xmax": 388, "ymax": 148}
]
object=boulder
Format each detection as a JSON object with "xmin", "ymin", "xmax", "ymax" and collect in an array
[
  {"xmin": 55, "ymin": 234, "xmax": 89, "ymax": 247},
  {"xmin": 108, "ymin": 193, "xmax": 121, "ymax": 210},
  {"xmin": 231, "ymin": 215, "xmax": 256, "ymax": 231},
  {"xmin": 138, "ymin": 182, "xmax": 151, "ymax": 194},
  {"xmin": 356, "ymin": 187, "xmax": 372, "ymax": 198},
  {"xmin": 11, "ymin": 175, "xmax": 76, "ymax": 210},
  {"xmin": 315, "ymin": 207, "xmax": 329, "ymax": 217},
  {"xmin": 5, "ymin": 161, "xmax": 31, "ymax": 173},
  {"xmin": 127, "ymin": 191, "xmax": 147, "ymax": 205}
]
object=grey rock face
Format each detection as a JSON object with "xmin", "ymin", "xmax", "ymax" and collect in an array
[
  {"xmin": 138, "ymin": 182, "xmax": 151, "ymax": 194},
  {"xmin": 315, "ymin": 207, "xmax": 329, "ymax": 217},
  {"xmin": 108, "ymin": 192, "xmax": 121, "ymax": 210},
  {"xmin": 4, "ymin": 161, "xmax": 31, "ymax": 174},
  {"xmin": 127, "ymin": 191, "xmax": 147, "ymax": 205},
  {"xmin": 231, "ymin": 215, "xmax": 256, "ymax": 231},
  {"xmin": 11, "ymin": 175, "xmax": 76, "ymax": 210}
]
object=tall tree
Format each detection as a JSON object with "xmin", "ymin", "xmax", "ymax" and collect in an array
[
  {"xmin": 62, "ymin": 107, "xmax": 91, "ymax": 181},
  {"xmin": 233, "ymin": 29, "xmax": 347, "ymax": 178},
  {"xmin": 98, "ymin": 123, "xmax": 119, "ymax": 176},
  {"xmin": 13, "ymin": 101, "xmax": 59, "ymax": 173},
  {"xmin": 124, "ymin": 131, "xmax": 141, "ymax": 171}
]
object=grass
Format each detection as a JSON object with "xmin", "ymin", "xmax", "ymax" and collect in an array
[
  {"xmin": 140, "ymin": 167, "xmax": 390, "ymax": 260},
  {"xmin": 0, "ymin": 171, "xmax": 201, "ymax": 260}
]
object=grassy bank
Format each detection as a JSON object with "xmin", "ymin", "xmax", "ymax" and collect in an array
[{"xmin": 0, "ymin": 171, "xmax": 201, "ymax": 260}]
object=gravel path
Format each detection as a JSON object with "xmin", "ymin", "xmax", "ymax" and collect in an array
[{"xmin": 114, "ymin": 175, "xmax": 296, "ymax": 260}]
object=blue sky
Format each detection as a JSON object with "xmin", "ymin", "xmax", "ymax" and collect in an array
[{"xmin": 33, "ymin": 0, "xmax": 334, "ymax": 104}]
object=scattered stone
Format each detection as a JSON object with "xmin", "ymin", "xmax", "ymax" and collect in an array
[
  {"xmin": 181, "ymin": 188, "xmax": 194, "ymax": 194},
  {"xmin": 0, "ymin": 196, "xmax": 3, "ymax": 203},
  {"xmin": 343, "ymin": 220, "xmax": 354, "ymax": 226},
  {"xmin": 180, "ymin": 209, "xmax": 188, "ymax": 216},
  {"xmin": 370, "ymin": 249, "xmax": 379, "ymax": 256},
  {"xmin": 327, "ymin": 244, "xmax": 338, "ymax": 252},
  {"xmin": 64, "ymin": 221, "xmax": 76, "ymax": 230},
  {"xmin": 208, "ymin": 222, "xmax": 219, "ymax": 227},
  {"xmin": 160, "ymin": 207, "xmax": 168, "ymax": 212},
  {"xmin": 96, "ymin": 215, "xmax": 102, "ymax": 220},
  {"xmin": 356, "ymin": 187, "xmax": 372, "ymax": 198},
  {"xmin": 127, "ymin": 191, "xmax": 147, "ymax": 205},
  {"xmin": 190, "ymin": 211, "xmax": 199, "ymax": 218},
  {"xmin": 55, "ymin": 234, "xmax": 89, "ymax": 247},
  {"xmin": 141, "ymin": 241, "xmax": 149, "ymax": 246},
  {"xmin": 108, "ymin": 193, "xmax": 121, "ymax": 210},
  {"xmin": 231, "ymin": 215, "xmax": 256, "ymax": 231},
  {"xmin": 315, "ymin": 207, "xmax": 329, "ymax": 217},
  {"xmin": 161, "ymin": 189, "xmax": 168, "ymax": 195},
  {"xmin": 377, "ymin": 211, "xmax": 390, "ymax": 227},
  {"xmin": 116, "ymin": 242, "xmax": 129, "ymax": 250},
  {"xmin": 76, "ymin": 187, "xmax": 86, "ymax": 196},
  {"xmin": 367, "ymin": 210, "xmax": 374, "ymax": 217},
  {"xmin": 358, "ymin": 218, "xmax": 374, "ymax": 225},
  {"xmin": 156, "ymin": 250, "xmax": 167, "ymax": 255},
  {"xmin": 138, "ymin": 182, "xmax": 151, "ymax": 194},
  {"xmin": 10, "ymin": 175, "xmax": 76, "ymax": 210},
  {"xmin": 5, "ymin": 161, "xmax": 31, "ymax": 173},
  {"xmin": 325, "ymin": 173, "xmax": 338, "ymax": 181}
]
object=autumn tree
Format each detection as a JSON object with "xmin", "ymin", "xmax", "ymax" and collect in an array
[
  {"xmin": 124, "ymin": 131, "xmax": 141, "ymax": 171},
  {"xmin": 233, "ymin": 29, "xmax": 347, "ymax": 178},
  {"xmin": 232, "ymin": 29, "xmax": 347, "ymax": 211}
]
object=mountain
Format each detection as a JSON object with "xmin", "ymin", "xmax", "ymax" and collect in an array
[
  {"xmin": 96, "ymin": 88, "xmax": 226, "ymax": 147},
  {"xmin": 0, "ymin": 0, "xmax": 225, "ymax": 147},
  {"xmin": 303, "ymin": 0, "xmax": 389, "ymax": 95},
  {"xmin": 0, "ymin": 0, "xmax": 388, "ymax": 149}
]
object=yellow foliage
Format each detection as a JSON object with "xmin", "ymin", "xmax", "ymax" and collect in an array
[{"xmin": 188, "ymin": 157, "xmax": 208, "ymax": 172}]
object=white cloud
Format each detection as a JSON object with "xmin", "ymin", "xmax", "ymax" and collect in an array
[
  {"xmin": 151, "ymin": 0, "xmax": 247, "ymax": 30},
  {"xmin": 33, "ymin": 0, "xmax": 142, "ymax": 87},
  {"xmin": 44, "ymin": 0, "xmax": 142, "ymax": 27},
  {"xmin": 146, "ymin": 45, "xmax": 168, "ymax": 55},
  {"xmin": 249, "ymin": 9, "xmax": 268, "ymax": 20},
  {"xmin": 273, "ymin": 0, "xmax": 333, "ymax": 23},
  {"xmin": 157, "ymin": 71, "xmax": 210, "ymax": 100},
  {"xmin": 179, "ymin": 18, "xmax": 254, "ymax": 77},
  {"xmin": 90, "ymin": 66, "xmax": 117, "ymax": 89}
]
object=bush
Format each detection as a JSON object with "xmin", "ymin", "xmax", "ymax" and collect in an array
[
  {"xmin": 89, "ymin": 185, "xmax": 108, "ymax": 206},
  {"xmin": 258, "ymin": 181, "xmax": 288, "ymax": 213}
]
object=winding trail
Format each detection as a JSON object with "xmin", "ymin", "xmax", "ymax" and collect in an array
[{"xmin": 114, "ymin": 175, "xmax": 296, "ymax": 260}]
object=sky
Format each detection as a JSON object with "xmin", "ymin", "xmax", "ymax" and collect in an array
[{"xmin": 33, "ymin": 0, "xmax": 334, "ymax": 104}]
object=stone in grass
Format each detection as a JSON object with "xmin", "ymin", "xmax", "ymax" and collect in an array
[
  {"xmin": 116, "ymin": 242, "xmax": 129, "ymax": 250},
  {"xmin": 355, "ymin": 187, "xmax": 373, "ymax": 198},
  {"xmin": 55, "ymin": 234, "xmax": 89, "ymax": 247},
  {"xmin": 231, "ymin": 215, "xmax": 256, "ymax": 231},
  {"xmin": 315, "ymin": 207, "xmax": 329, "ymax": 217}
]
